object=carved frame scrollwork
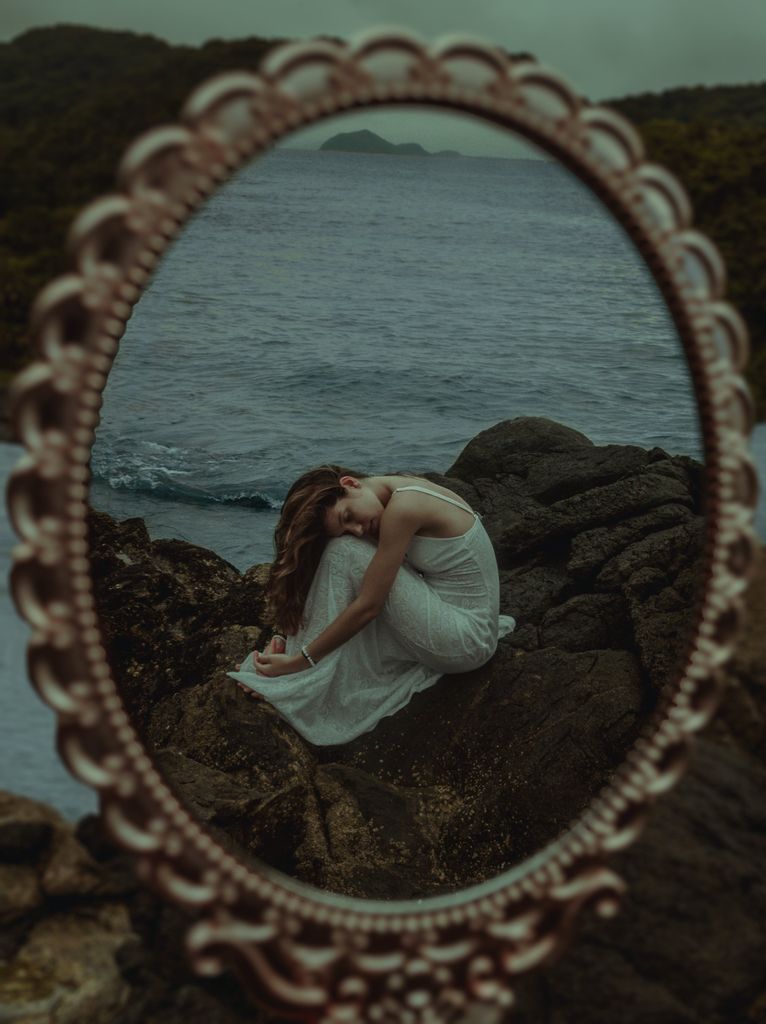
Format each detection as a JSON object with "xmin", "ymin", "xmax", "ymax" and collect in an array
[{"xmin": 5, "ymin": 27, "xmax": 760, "ymax": 1023}]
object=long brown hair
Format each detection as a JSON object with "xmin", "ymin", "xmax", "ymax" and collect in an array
[{"xmin": 263, "ymin": 464, "xmax": 370, "ymax": 636}]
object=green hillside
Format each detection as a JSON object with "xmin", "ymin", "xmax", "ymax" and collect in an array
[{"xmin": 602, "ymin": 92, "xmax": 766, "ymax": 421}]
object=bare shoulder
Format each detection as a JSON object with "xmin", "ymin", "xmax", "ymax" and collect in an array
[
  {"xmin": 381, "ymin": 485, "xmax": 427, "ymax": 528},
  {"xmin": 389, "ymin": 475, "xmax": 469, "ymax": 507},
  {"xmin": 386, "ymin": 475, "xmax": 476, "ymax": 539},
  {"xmin": 360, "ymin": 486, "xmax": 423, "ymax": 607}
]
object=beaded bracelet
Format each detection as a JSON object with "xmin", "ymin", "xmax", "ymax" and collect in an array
[{"xmin": 301, "ymin": 644, "xmax": 317, "ymax": 667}]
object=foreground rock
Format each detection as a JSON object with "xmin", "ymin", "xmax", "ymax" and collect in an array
[
  {"xmin": 2, "ymin": 551, "xmax": 765, "ymax": 1022},
  {"xmin": 0, "ymin": 791, "xmax": 137, "ymax": 1023},
  {"xmin": 0, "ymin": 382, "xmax": 15, "ymax": 444},
  {"xmin": 1, "ymin": 729, "xmax": 764, "ymax": 1022},
  {"xmin": 2, "ymin": 416, "xmax": 765, "ymax": 1022},
  {"xmin": 513, "ymin": 734, "xmax": 766, "ymax": 1023},
  {"xmin": 0, "ymin": 789, "xmax": 276, "ymax": 1024},
  {"xmin": 87, "ymin": 417, "xmax": 707, "ymax": 898}
]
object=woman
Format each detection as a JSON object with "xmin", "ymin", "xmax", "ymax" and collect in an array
[{"xmin": 227, "ymin": 465, "xmax": 516, "ymax": 744}]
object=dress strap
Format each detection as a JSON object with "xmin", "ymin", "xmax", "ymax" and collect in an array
[{"xmin": 392, "ymin": 485, "xmax": 479, "ymax": 517}]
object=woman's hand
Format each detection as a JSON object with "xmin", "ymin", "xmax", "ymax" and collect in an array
[
  {"xmin": 253, "ymin": 651, "xmax": 305, "ymax": 677},
  {"xmin": 236, "ymin": 635, "xmax": 295, "ymax": 699}
]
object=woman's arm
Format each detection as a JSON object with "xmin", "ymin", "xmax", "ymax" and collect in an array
[{"xmin": 254, "ymin": 500, "xmax": 422, "ymax": 677}]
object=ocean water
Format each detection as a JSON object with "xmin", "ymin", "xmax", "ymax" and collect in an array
[
  {"xmin": 89, "ymin": 148, "xmax": 704, "ymax": 570},
  {"xmin": 2, "ymin": 147, "xmax": 763, "ymax": 820}
]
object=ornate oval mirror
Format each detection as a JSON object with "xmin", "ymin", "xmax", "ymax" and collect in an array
[
  {"xmin": 6, "ymin": 29, "xmax": 759, "ymax": 1022},
  {"xmin": 86, "ymin": 102, "xmax": 707, "ymax": 899}
]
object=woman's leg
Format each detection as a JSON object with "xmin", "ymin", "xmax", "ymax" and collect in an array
[
  {"xmin": 296, "ymin": 535, "xmax": 378, "ymax": 631},
  {"xmin": 294, "ymin": 536, "xmax": 480, "ymax": 673}
]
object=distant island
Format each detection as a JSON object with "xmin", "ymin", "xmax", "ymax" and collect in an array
[{"xmin": 319, "ymin": 129, "xmax": 462, "ymax": 158}]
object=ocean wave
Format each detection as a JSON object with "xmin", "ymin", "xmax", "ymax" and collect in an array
[
  {"xmin": 90, "ymin": 436, "xmax": 283, "ymax": 510},
  {"xmin": 92, "ymin": 466, "xmax": 281, "ymax": 509}
]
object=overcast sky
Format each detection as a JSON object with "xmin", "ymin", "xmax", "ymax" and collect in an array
[{"xmin": 2, "ymin": 0, "xmax": 764, "ymax": 157}]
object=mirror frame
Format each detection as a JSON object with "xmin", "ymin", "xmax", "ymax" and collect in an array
[{"xmin": 5, "ymin": 26, "xmax": 760, "ymax": 1022}]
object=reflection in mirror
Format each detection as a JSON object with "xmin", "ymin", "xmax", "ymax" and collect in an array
[{"xmin": 88, "ymin": 107, "xmax": 706, "ymax": 900}]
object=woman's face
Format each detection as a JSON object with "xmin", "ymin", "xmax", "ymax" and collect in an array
[{"xmin": 324, "ymin": 478, "xmax": 382, "ymax": 539}]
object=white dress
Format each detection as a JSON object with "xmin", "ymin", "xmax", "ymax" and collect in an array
[{"xmin": 227, "ymin": 485, "xmax": 516, "ymax": 745}]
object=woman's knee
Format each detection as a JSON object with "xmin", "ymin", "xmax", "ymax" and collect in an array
[{"xmin": 322, "ymin": 536, "xmax": 376, "ymax": 572}]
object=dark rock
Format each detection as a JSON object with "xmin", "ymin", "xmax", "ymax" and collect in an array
[
  {"xmin": 538, "ymin": 592, "xmax": 631, "ymax": 651},
  {"xmin": 0, "ymin": 523, "xmax": 764, "ymax": 1023},
  {"xmin": 499, "ymin": 563, "xmax": 572, "ymax": 624},
  {"xmin": 0, "ymin": 820, "xmax": 53, "ymax": 863},
  {"xmin": 0, "ymin": 381, "xmax": 17, "ymax": 444},
  {"xmin": 568, "ymin": 501, "xmax": 695, "ymax": 578},
  {"xmin": 445, "ymin": 417, "xmax": 595, "ymax": 481},
  {"xmin": 3, "ymin": 706, "xmax": 765, "ymax": 1022},
  {"xmin": 88, "ymin": 507, "xmax": 244, "ymax": 730},
  {"xmin": 513, "ymin": 739, "xmax": 766, "ymax": 1024},
  {"xmin": 317, "ymin": 644, "xmax": 646, "ymax": 884},
  {"xmin": 0, "ymin": 791, "xmax": 138, "ymax": 1020}
]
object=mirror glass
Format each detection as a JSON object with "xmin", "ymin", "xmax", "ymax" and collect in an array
[{"xmin": 88, "ymin": 107, "xmax": 706, "ymax": 900}]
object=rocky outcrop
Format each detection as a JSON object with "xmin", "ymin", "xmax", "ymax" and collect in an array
[
  {"xmin": 0, "ymin": 788, "xmax": 279, "ymax": 1024},
  {"xmin": 0, "ymin": 791, "xmax": 138, "ymax": 1023},
  {"xmin": 512, "ymin": 734, "xmax": 766, "ymax": 1024},
  {"xmin": 2, "ymin": 416, "xmax": 765, "ymax": 1023},
  {"xmin": 3, "ymin": 725, "xmax": 764, "ymax": 1024},
  {"xmin": 1, "ymin": 547, "xmax": 764, "ymax": 1023},
  {"xmin": 85, "ymin": 417, "xmax": 707, "ymax": 898}
]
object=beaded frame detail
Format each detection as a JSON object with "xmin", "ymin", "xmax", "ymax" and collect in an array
[{"xmin": 6, "ymin": 27, "xmax": 760, "ymax": 1023}]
